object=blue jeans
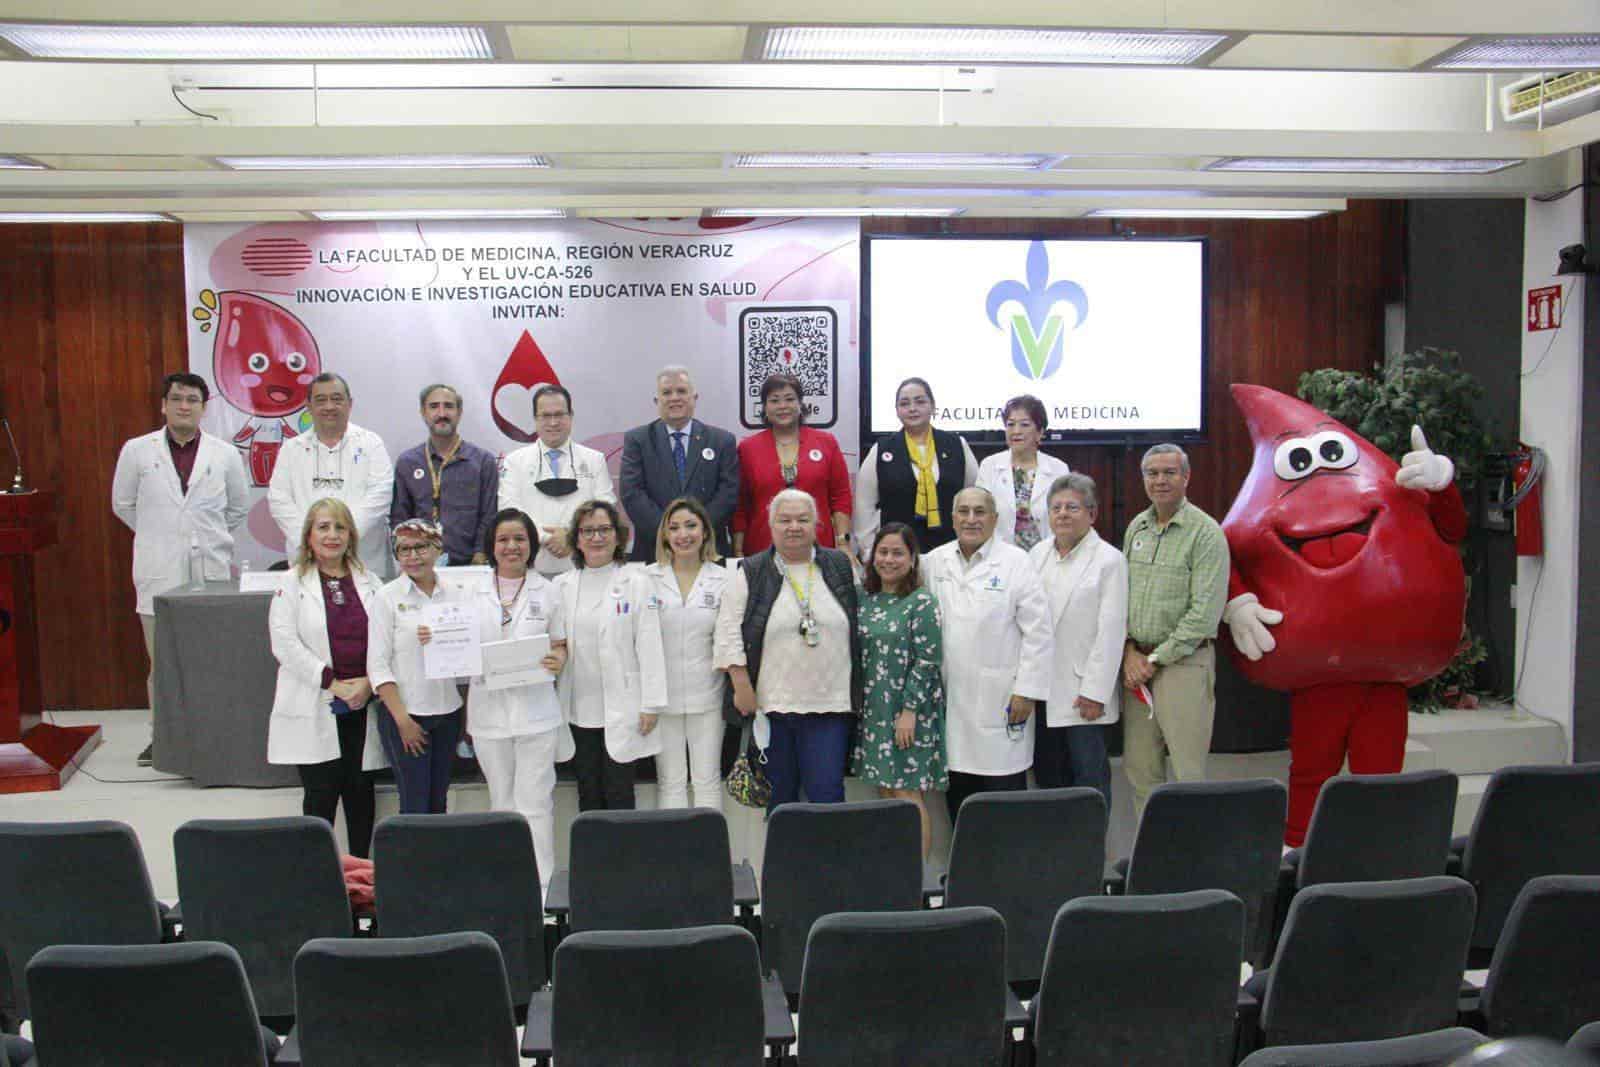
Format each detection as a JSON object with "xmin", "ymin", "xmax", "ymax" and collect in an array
[
  {"xmin": 764, "ymin": 713, "xmax": 852, "ymax": 809},
  {"xmin": 376, "ymin": 706, "xmax": 463, "ymax": 814},
  {"xmin": 1033, "ymin": 713, "xmax": 1112, "ymax": 808}
]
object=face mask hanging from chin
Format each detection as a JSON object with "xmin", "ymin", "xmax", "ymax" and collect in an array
[{"xmin": 533, "ymin": 449, "xmax": 579, "ymax": 497}]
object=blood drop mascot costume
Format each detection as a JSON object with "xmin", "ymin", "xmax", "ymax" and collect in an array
[{"xmin": 1220, "ymin": 385, "xmax": 1467, "ymax": 846}]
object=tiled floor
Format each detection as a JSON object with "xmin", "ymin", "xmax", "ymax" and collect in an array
[{"xmin": 7, "ymin": 708, "xmax": 1292, "ymax": 902}]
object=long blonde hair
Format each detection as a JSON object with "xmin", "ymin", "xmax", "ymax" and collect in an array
[{"xmin": 295, "ymin": 498, "xmax": 364, "ymax": 576}]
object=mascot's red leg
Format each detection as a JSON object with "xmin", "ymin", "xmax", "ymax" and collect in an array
[
  {"xmin": 1345, "ymin": 682, "xmax": 1410, "ymax": 776},
  {"xmin": 1285, "ymin": 686, "xmax": 1356, "ymax": 847}
]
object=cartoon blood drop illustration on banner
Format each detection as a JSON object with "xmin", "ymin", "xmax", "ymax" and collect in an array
[
  {"xmin": 1220, "ymin": 384, "xmax": 1467, "ymax": 845},
  {"xmin": 491, "ymin": 330, "xmax": 562, "ymax": 443},
  {"xmin": 198, "ymin": 289, "xmax": 322, "ymax": 486}
]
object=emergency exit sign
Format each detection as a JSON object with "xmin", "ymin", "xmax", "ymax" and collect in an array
[{"xmin": 1528, "ymin": 285, "xmax": 1562, "ymax": 331}]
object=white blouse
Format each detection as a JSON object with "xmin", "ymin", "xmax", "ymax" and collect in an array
[
  {"xmin": 645, "ymin": 561, "xmax": 729, "ymax": 717},
  {"xmin": 466, "ymin": 574, "xmax": 566, "ymax": 740},
  {"xmin": 567, "ymin": 564, "xmax": 616, "ymax": 729},
  {"xmin": 714, "ymin": 559, "xmax": 852, "ymax": 716},
  {"xmin": 367, "ymin": 573, "xmax": 467, "ymax": 719}
]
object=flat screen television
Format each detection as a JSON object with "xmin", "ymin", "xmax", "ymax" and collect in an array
[{"xmin": 863, "ymin": 234, "xmax": 1207, "ymax": 445}]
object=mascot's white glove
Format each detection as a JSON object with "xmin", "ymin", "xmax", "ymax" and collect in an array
[
  {"xmin": 1223, "ymin": 592, "xmax": 1282, "ymax": 662},
  {"xmin": 1396, "ymin": 425, "xmax": 1455, "ymax": 492}
]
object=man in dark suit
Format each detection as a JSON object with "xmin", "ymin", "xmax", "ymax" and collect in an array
[{"xmin": 620, "ymin": 365, "xmax": 741, "ymax": 561}]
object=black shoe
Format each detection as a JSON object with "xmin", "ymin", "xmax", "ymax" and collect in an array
[{"xmin": 137, "ymin": 743, "xmax": 153, "ymax": 767}]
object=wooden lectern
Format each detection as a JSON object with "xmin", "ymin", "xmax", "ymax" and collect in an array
[{"xmin": 0, "ymin": 490, "xmax": 100, "ymax": 792}]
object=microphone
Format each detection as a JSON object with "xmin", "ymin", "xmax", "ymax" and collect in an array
[{"xmin": 1, "ymin": 415, "xmax": 26, "ymax": 493}]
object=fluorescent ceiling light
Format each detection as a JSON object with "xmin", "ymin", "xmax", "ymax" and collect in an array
[
  {"xmin": 704, "ymin": 207, "xmax": 963, "ymax": 218},
  {"xmin": 0, "ymin": 212, "xmax": 171, "ymax": 223},
  {"xmin": 1087, "ymin": 208, "xmax": 1328, "ymax": 219},
  {"xmin": 0, "ymin": 23, "xmax": 491, "ymax": 60},
  {"xmin": 1208, "ymin": 157, "xmax": 1521, "ymax": 174},
  {"xmin": 735, "ymin": 153, "xmax": 1058, "ymax": 170},
  {"xmin": 219, "ymin": 155, "xmax": 548, "ymax": 171},
  {"xmin": 311, "ymin": 209, "xmax": 565, "ymax": 221},
  {"xmin": 1432, "ymin": 35, "xmax": 1600, "ymax": 69},
  {"xmin": 762, "ymin": 26, "xmax": 1228, "ymax": 65},
  {"xmin": 0, "ymin": 156, "xmax": 44, "ymax": 169}
]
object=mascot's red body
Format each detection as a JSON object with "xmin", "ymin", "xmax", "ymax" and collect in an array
[{"xmin": 1221, "ymin": 385, "xmax": 1467, "ymax": 845}]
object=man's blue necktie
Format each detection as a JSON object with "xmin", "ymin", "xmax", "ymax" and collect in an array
[{"xmin": 671, "ymin": 431, "xmax": 687, "ymax": 485}]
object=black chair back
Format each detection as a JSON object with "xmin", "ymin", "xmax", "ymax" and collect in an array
[
  {"xmin": 1480, "ymin": 875, "xmax": 1600, "ymax": 1040},
  {"xmin": 27, "ymin": 941, "xmax": 271, "ymax": 1066},
  {"xmin": 1297, "ymin": 771, "xmax": 1458, "ymax": 888},
  {"xmin": 760, "ymin": 800, "xmax": 922, "ymax": 996},
  {"xmin": 944, "ymin": 787, "xmax": 1107, "ymax": 986},
  {"xmin": 1125, "ymin": 779, "xmax": 1286, "ymax": 964},
  {"xmin": 568, "ymin": 808, "xmax": 733, "ymax": 933},
  {"xmin": 1034, "ymin": 890, "xmax": 1243, "ymax": 1067},
  {"xmin": 1237, "ymin": 1027, "xmax": 1487, "ymax": 1066},
  {"xmin": 295, "ymin": 932, "xmax": 519, "ymax": 1066},
  {"xmin": 173, "ymin": 816, "xmax": 351, "ymax": 1018},
  {"xmin": 1462, "ymin": 764, "xmax": 1600, "ymax": 955},
  {"xmin": 373, "ymin": 812, "xmax": 546, "ymax": 1002},
  {"xmin": 0, "ymin": 820, "xmax": 163, "ymax": 1019},
  {"xmin": 1263, "ymin": 876, "xmax": 1475, "ymax": 1048},
  {"xmin": 553, "ymin": 925, "xmax": 764, "ymax": 1066},
  {"xmin": 798, "ymin": 907, "xmax": 1006, "ymax": 1066}
]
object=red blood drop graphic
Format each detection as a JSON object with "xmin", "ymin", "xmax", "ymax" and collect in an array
[
  {"xmin": 212, "ymin": 292, "xmax": 321, "ymax": 419},
  {"xmin": 492, "ymin": 330, "xmax": 563, "ymax": 443}
]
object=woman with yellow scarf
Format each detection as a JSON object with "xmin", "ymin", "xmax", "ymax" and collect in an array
[{"xmin": 853, "ymin": 377, "xmax": 979, "ymax": 557}]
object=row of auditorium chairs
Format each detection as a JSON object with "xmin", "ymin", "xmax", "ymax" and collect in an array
[{"xmin": 9, "ymin": 872, "xmax": 1600, "ymax": 1066}]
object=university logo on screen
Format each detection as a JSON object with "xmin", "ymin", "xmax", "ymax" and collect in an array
[{"xmin": 984, "ymin": 240, "xmax": 1089, "ymax": 382}]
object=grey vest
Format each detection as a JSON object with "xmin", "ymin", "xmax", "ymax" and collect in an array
[{"xmin": 738, "ymin": 547, "xmax": 862, "ymax": 713}]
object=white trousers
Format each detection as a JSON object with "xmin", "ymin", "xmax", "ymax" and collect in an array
[
  {"xmin": 653, "ymin": 710, "xmax": 725, "ymax": 812},
  {"xmin": 474, "ymin": 729, "xmax": 559, "ymax": 889}
]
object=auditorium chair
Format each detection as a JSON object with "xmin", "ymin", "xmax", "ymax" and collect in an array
[
  {"xmin": 26, "ymin": 941, "xmax": 278, "ymax": 1066},
  {"xmin": 1236, "ymin": 1027, "xmax": 1486, "ymax": 1066},
  {"xmin": 1448, "ymin": 763, "xmax": 1600, "ymax": 967},
  {"xmin": 173, "ymin": 816, "xmax": 352, "ymax": 1025},
  {"xmin": 1270, "ymin": 771, "xmax": 1458, "ymax": 952},
  {"xmin": 760, "ymin": 800, "xmax": 923, "ymax": 1002},
  {"xmin": 0, "ymin": 1034, "xmax": 32, "ymax": 1067},
  {"xmin": 943, "ymin": 788, "xmax": 1107, "ymax": 995},
  {"xmin": 1460, "ymin": 875, "xmax": 1600, "ymax": 1041},
  {"xmin": 372, "ymin": 812, "xmax": 547, "ymax": 1007},
  {"xmin": 285, "ymin": 932, "xmax": 518, "ymax": 1067},
  {"xmin": 543, "ymin": 926, "xmax": 766, "ymax": 1067},
  {"xmin": 1031, "ymin": 890, "xmax": 1243, "ymax": 1067},
  {"xmin": 0, "ymin": 820, "xmax": 165, "ymax": 1023},
  {"xmin": 797, "ymin": 907, "xmax": 1009, "ymax": 1066},
  {"xmin": 1105, "ymin": 778, "xmax": 1286, "ymax": 966},
  {"xmin": 1241, "ymin": 876, "xmax": 1475, "ymax": 1055},
  {"xmin": 1568, "ymin": 1020, "xmax": 1600, "ymax": 1058}
]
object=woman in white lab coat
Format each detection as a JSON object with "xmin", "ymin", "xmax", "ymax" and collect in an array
[
  {"xmin": 267, "ymin": 498, "xmax": 388, "ymax": 857},
  {"xmin": 975, "ymin": 395, "xmax": 1070, "ymax": 553},
  {"xmin": 643, "ymin": 498, "xmax": 729, "ymax": 811},
  {"xmin": 1027, "ymin": 473, "xmax": 1127, "ymax": 806},
  {"xmin": 556, "ymin": 499, "xmax": 668, "ymax": 811},
  {"xmin": 467, "ymin": 508, "xmax": 573, "ymax": 886}
]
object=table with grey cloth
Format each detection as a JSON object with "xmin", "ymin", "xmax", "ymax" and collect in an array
[{"xmin": 152, "ymin": 581, "xmax": 298, "ymax": 788}]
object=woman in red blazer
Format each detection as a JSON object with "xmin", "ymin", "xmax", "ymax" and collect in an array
[{"xmin": 733, "ymin": 373, "xmax": 853, "ymax": 557}]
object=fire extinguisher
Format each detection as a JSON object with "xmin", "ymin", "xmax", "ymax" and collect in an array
[{"xmin": 1506, "ymin": 444, "xmax": 1546, "ymax": 557}]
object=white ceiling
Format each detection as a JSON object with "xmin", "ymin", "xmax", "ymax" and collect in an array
[{"xmin": 0, "ymin": 0, "xmax": 1595, "ymax": 220}]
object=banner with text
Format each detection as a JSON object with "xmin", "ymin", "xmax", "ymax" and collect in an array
[{"xmin": 184, "ymin": 217, "xmax": 861, "ymax": 567}]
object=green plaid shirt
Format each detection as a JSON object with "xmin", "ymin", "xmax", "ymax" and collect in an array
[{"xmin": 1123, "ymin": 499, "xmax": 1229, "ymax": 666}]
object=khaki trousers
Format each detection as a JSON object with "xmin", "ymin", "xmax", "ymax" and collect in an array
[
  {"xmin": 1121, "ymin": 642, "xmax": 1215, "ymax": 822},
  {"xmin": 139, "ymin": 613, "xmax": 156, "ymax": 711}
]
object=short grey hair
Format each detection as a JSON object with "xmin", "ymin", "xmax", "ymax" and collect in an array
[
  {"xmin": 953, "ymin": 486, "xmax": 997, "ymax": 512},
  {"xmin": 1047, "ymin": 473, "xmax": 1098, "ymax": 511},
  {"xmin": 767, "ymin": 487, "xmax": 819, "ymax": 528},
  {"xmin": 1141, "ymin": 443, "xmax": 1190, "ymax": 475},
  {"xmin": 655, "ymin": 365, "xmax": 694, "ymax": 389},
  {"xmin": 418, "ymin": 383, "xmax": 461, "ymax": 410}
]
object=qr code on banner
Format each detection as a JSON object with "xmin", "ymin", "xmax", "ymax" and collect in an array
[{"xmin": 739, "ymin": 306, "xmax": 838, "ymax": 429}]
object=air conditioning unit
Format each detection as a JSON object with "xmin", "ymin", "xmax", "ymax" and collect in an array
[{"xmin": 1500, "ymin": 71, "xmax": 1600, "ymax": 124}]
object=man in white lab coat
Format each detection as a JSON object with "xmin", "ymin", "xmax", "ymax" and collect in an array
[
  {"xmin": 111, "ymin": 372, "xmax": 249, "ymax": 765},
  {"xmin": 267, "ymin": 372, "xmax": 392, "ymax": 573},
  {"xmin": 500, "ymin": 384, "xmax": 616, "ymax": 578},
  {"xmin": 924, "ymin": 486, "xmax": 1054, "ymax": 824}
]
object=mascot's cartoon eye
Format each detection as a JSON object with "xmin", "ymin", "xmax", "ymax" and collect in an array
[
  {"xmin": 284, "ymin": 351, "xmax": 307, "ymax": 372},
  {"xmin": 1273, "ymin": 439, "xmax": 1318, "ymax": 481},
  {"xmin": 1310, "ymin": 430, "xmax": 1359, "ymax": 470},
  {"xmin": 247, "ymin": 352, "xmax": 270, "ymax": 373}
]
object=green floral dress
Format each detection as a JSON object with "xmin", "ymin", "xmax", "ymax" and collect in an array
[{"xmin": 851, "ymin": 588, "xmax": 948, "ymax": 791}]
